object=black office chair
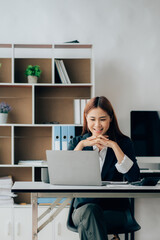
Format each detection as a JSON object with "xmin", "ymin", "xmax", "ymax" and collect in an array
[{"xmin": 67, "ymin": 199, "xmax": 141, "ymax": 240}]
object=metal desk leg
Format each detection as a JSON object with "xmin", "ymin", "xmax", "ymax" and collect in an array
[
  {"xmin": 32, "ymin": 193, "xmax": 38, "ymax": 240},
  {"xmin": 125, "ymin": 233, "xmax": 129, "ymax": 240},
  {"xmin": 131, "ymin": 232, "xmax": 134, "ymax": 240},
  {"xmin": 131, "ymin": 198, "xmax": 135, "ymax": 240}
]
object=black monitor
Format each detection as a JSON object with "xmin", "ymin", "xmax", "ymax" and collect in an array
[{"xmin": 131, "ymin": 111, "xmax": 160, "ymax": 157}]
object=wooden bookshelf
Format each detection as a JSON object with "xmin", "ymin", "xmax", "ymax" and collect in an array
[
  {"xmin": 0, "ymin": 85, "xmax": 32, "ymax": 124},
  {"xmin": 35, "ymin": 86, "xmax": 91, "ymax": 124},
  {"xmin": 0, "ymin": 58, "xmax": 12, "ymax": 83},
  {"xmin": 14, "ymin": 126, "xmax": 52, "ymax": 164},
  {"xmin": 0, "ymin": 126, "xmax": 11, "ymax": 164},
  {"xmin": 0, "ymin": 167, "xmax": 32, "ymax": 204},
  {"xmin": 0, "ymin": 43, "xmax": 94, "ymax": 204}
]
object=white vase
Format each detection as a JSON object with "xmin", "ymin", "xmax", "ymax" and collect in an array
[
  {"xmin": 28, "ymin": 76, "xmax": 38, "ymax": 84},
  {"xmin": 0, "ymin": 113, "xmax": 8, "ymax": 124}
]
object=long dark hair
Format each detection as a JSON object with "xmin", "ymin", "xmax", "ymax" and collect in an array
[{"xmin": 82, "ymin": 96, "xmax": 125, "ymax": 142}]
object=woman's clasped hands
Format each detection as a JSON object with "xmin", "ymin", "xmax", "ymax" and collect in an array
[{"xmin": 83, "ymin": 135, "xmax": 115, "ymax": 150}]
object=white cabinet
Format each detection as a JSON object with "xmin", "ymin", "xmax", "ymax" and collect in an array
[
  {"xmin": 38, "ymin": 206, "xmax": 54, "ymax": 240},
  {"xmin": 0, "ymin": 206, "xmax": 54, "ymax": 240},
  {"xmin": 13, "ymin": 207, "xmax": 32, "ymax": 240},
  {"xmin": 0, "ymin": 207, "xmax": 13, "ymax": 240},
  {"xmin": 14, "ymin": 206, "xmax": 54, "ymax": 240},
  {"xmin": 54, "ymin": 208, "xmax": 79, "ymax": 240},
  {"xmin": 0, "ymin": 206, "xmax": 80, "ymax": 240}
]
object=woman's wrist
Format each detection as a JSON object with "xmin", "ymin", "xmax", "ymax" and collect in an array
[
  {"xmin": 109, "ymin": 141, "xmax": 117, "ymax": 150},
  {"xmin": 74, "ymin": 141, "xmax": 84, "ymax": 151},
  {"xmin": 112, "ymin": 142, "xmax": 125, "ymax": 164}
]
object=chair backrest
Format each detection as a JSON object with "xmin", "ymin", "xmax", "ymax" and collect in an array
[
  {"xmin": 67, "ymin": 198, "xmax": 78, "ymax": 232},
  {"xmin": 67, "ymin": 198, "xmax": 141, "ymax": 234}
]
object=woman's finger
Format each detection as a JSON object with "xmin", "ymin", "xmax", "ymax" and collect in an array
[
  {"xmin": 87, "ymin": 136, "xmax": 97, "ymax": 141},
  {"xmin": 97, "ymin": 135, "xmax": 109, "ymax": 140}
]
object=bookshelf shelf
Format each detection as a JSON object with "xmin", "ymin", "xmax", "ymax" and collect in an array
[
  {"xmin": 0, "ymin": 58, "xmax": 12, "ymax": 83},
  {"xmin": 15, "ymin": 58, "xmax": 52, "ymax": 84},
  {"xmin": 0, "ymin": 126, "xmax": 11, "ymax": 165},
  {"xmin": 0, "ymin": 166, "xmax": 32, "ymax": 203},
  {"xmin": 0, "ymin": 43, "xmax": 94, "ymax": 204}
]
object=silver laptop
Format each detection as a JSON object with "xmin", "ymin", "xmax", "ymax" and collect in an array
[{"xmin": 46, "ymin": 150, "xmax": 102, "ymax": 186}]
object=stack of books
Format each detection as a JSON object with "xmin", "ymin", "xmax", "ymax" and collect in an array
[
  {"xmin": 55, "ymin": 59, "xmax": 71, "ymax": 84},
  {"xmin": 18, "ymin": 160, "xmax": 47, "ymax": 166},
  {"xmin": 0, "ymin": 176, "xmax": 15, "ymax": 206}
]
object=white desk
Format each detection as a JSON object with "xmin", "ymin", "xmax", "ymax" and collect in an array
[{"xmin": 12, "ymin": 181, "xmax": 160, "ymax": 240}]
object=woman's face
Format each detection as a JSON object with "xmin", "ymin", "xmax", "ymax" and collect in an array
[{"xmin": 86, "ymin": 107, "xmax": 112, "ymax": 137}]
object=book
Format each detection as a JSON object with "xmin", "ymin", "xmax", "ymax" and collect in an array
[
  {"xmin": 0, "ymin": 198, "xmax": 14, "ymax": 205},
  {"xmin": 74, "ymin": 99, "xmax": 81, "ymax": 124},
  {"xmin": 18, "ymin": 160, "xmax": 47, "ymax": 166},
  {"xmin": 55, "ymin": 59, "xmax": 71, "ymax": 84},
  {"xmin": 55, "ymin": 59, "xmax": 67, "ymax": 84},
  {"xmin": 0, "ymin": 194, "xmax": 16, "ymax": 199},
  {"xmin": 0, "ymin": 176, "xmax": 15, "ymax": 205},
  {"xmin": 0, "ymin": 188, "xmax": 14, "ymax": 196},
  {"xmin": 0, "ymin": 176, "xmax": 12, "ymax": 187},
  {"xmin": 80, "ymin": 99, "xmax": 87, "ymax": 124},
  {"xmin": 60, "ymin": 60, "xmax": 71, "ymax": 84}
]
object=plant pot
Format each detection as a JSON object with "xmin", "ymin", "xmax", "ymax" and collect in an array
[
  {"xmin": 28, "ymin": 76, "xmax": 38, "ymax": 84},
  {"xmin": 0, "ymin": 113, "xmax": 8, "ymax": 124}
]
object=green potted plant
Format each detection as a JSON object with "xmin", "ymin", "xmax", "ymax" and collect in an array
[
  {"xmin": 25, "ymin": 65, "xmax": 42, "ymax": 83},
  {"xmin": 0, "ymin": 102, "xmax": 12, "ymax": 124}
]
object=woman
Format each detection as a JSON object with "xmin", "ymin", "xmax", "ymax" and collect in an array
[{"xmin": 68, "ymin": 96, "xmax": 140, "ymax": 240}]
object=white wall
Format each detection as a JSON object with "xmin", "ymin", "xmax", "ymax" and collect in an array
[
  {"xmin": 1, "ymin": 0, "xmax": 160, "ymax": 135},
  {"xmin": 0, "ymin": 0, "xmax": 160, "ymax": 239}
]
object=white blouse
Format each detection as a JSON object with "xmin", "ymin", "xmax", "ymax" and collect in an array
[{"xmin": 93, "ymin": 146, "xmax": 133, "ymax": 174}]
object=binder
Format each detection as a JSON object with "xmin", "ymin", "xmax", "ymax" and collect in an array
[
  {"xmin": 81, "ymin": 99, "xmax": 87, "ymax": 124},
  {"xmin": 67, "ymin": 126, "xmax": 75, "ymax": 146},
  {"xmin": 52, "ymin": 126, "xmax": 61, "ymax": 150},
  {"xmin": 61, "ymin": 126, "xmax": 68, "ymax": 150},
  {"xmin": 74, "ymin": 99, "xmax": 81, "ymax": 124}
]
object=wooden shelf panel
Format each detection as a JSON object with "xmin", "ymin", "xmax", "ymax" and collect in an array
[
  {"xmin": 0, "ymin": 167, "xmax": 32, "ymax": 204},
  {"xmin": 14, "ymin": 127, "xmax": 52, "ymax": 164},
  {"xmin": 0, "ymin": 58, "xmax": 12, "ymax": 83},
  {"xmin": 35, "ymin": 86, "xmax": 91, "ymax": 124},
  {"xmin": 14, "ymin": 44, "xmax": 52, "ymax": 49},
  {"xmin": 0, "ymin": 126, "xmax": 11, "ymax": 164},
  {"xmin": 0, "ymin": 44, "xmax": 12, "ymax": 48},
  {"xmin": 14, "ymin": 58, "xmax": 52, "ymax": 84},
  {"xmin": 55, "ymin": 59, "xmax": 91, "ymax": 84},
  {"xmin": 54, "ymin": 44, "xmax": 92, "ymax": 49},
  {"xmin": 0, "ymin": 86, "xmax": 32, "ymax": 124}
]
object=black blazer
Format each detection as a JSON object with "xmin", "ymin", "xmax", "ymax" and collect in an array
[{"xmin": 68, "ymin": 133, "xmax": 140, "ymax": 210}]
